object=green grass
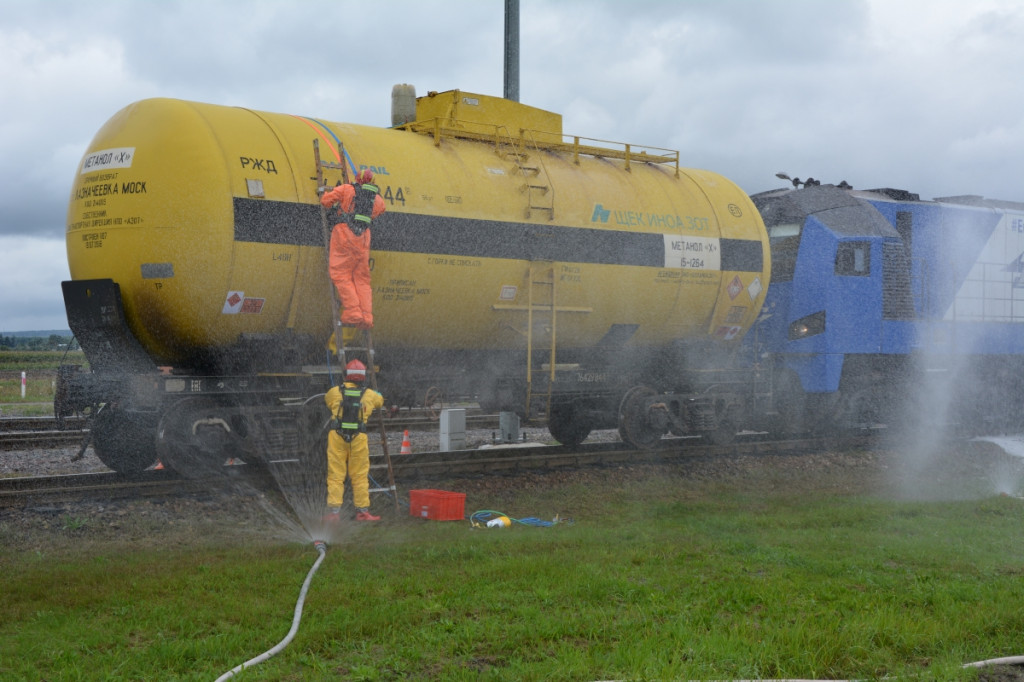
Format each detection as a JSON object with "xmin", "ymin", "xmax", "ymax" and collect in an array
[
  {"xmin": 0, "ymin": 350, "xmax": 88, "ymax": 415},
  {"xmin": 0, "ymin": 375, "xmax": 56, "ymax": 402},
  {"xmin": 0, "ymin": 349, "xmax": 86, "ymax": 371},
  {"xmin": 2, "ymin": 459, "xmax": 1022, "ymax": 681}
]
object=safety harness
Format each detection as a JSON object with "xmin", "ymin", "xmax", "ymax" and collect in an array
[
  {"xmin": 325, "ymin": 182, "xmax": 377, "ymax": 235},
  {"xmin": 333, "ymin": 385, "xmax": 368, "ymax": 442},
  {"xmin": 326, "ymin": 181, "xmax": 379, "ymax": 235},
  {"xmin": 349, "ymin": 182, "xmax": 379, "ymax": 235}
]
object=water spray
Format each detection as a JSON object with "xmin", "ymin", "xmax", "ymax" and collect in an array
[{"xmin": 213, "ymin": 540, "xmax": 328, "ymax": 681}]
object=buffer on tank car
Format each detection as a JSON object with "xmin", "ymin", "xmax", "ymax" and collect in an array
[{"xmin": 58, "ymin": 86, "xmax": 772, "ymax": 475}]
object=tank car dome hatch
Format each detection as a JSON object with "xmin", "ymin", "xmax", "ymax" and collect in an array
[{"xmin": 412, "ymin": 89, "xmax": 563, "ymax": 142}]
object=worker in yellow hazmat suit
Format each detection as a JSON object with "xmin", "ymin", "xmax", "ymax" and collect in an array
[{"xmin": 323, "ymin": 359, "xmax": 384, "ymax": 522}]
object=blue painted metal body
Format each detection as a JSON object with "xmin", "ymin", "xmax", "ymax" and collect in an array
[{"xmin": 748, "ymin": 184, "xmax": 1024, "ymax": 409}]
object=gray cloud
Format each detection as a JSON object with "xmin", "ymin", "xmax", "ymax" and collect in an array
[{"xmin": 0, "ymin": 237, "xmax": 69, "ymax": 332}]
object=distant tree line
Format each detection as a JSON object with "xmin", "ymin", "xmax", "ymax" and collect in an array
[{"xmin": 0, "ymin": 334, "xmax": 79, "ymax": 351}]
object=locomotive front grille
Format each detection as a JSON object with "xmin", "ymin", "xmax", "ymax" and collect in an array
[{"xmin": 883, "ymin": 242, "xmax": 915, "ymax": 320}]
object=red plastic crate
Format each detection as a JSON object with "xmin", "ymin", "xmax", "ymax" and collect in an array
[{"xmin": 409, "ymin": 489, "xmax": 465, "ymax": 521}]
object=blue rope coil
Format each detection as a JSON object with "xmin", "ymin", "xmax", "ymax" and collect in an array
[{"xmin": 469, "ymin": 509, "xmax": 571, "ymax": 528}]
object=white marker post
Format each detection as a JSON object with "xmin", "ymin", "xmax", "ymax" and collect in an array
[{"xmin": 21, "ymin": 371, "xmax": 26, "ymax": 399}]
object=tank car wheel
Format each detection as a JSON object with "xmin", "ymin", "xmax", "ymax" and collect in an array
[
  {"xmin": 617, "ymin": 386, "xmax": 667, "ymax": 450},
  {"xmin": 831, "ymin": 385, "xmax": 879, "ymax": 432},
  {"xmin": 705, "ymin": 408, "xmax": 737, "ymax": 446},
  {"xmin": 771, "ymin": 371, "xmax": 807, "ymax": 436},
  {"xmin": 156, "ymin": 397, "xmax": 236, "ymax": 478},
  {"xmin": 92, "ymin": 406, "xmax": 158, "ymax": 475},
  {"xmin": 547, "ymin": 402, "xmax": 592, "ymax": 448},
  {"xmin": 424, "ymin": 386, "xmax": 445, "ymax": 420}
]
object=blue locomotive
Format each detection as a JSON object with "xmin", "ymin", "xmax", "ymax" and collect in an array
[{"xmin": 748, "ymin": 181, "xmax": 1024, "ymax": 436}]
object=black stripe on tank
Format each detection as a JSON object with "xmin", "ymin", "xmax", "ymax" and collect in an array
[
  {"xmin": 232, "ymin": 198, "xmax": 763, "ymax": 272},
  {"xmin": 720, "ymin": 238, "xmax": 764, "ymax": 272},
  {"xmin": 372, "ymin": 211, "xmax": 669, "ymax": 266},
  {"xmin": 232, "ymin": 197, "xmax": 323, "ymax": 247}
]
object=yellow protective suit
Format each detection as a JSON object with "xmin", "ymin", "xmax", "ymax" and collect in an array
[{"xmin": 325, "ymin": 382, "xmax": 384, "ymax": 509}]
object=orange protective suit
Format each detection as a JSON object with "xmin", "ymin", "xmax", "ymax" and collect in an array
[
  {"xmin": 325, "ymin": 382, "xmax": 384, "ymax": 510},
  {"xmin": 320, "ymin": 183, "xmax": 387, "ymax": 328}
]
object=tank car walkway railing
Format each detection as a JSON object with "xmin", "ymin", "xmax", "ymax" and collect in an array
[{"xmin": 397, "ymin": 117, "xmax": 681, "ymax": 178}]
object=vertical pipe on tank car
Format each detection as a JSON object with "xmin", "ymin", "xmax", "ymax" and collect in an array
[{"xmin": 504, "ymin": 0, "xmax": 520, "ymax": 102}]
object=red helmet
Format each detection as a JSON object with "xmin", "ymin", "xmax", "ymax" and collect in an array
[
  {"xmin": 355, "ymin": 169, "xmax": 374, "ymax": 184},
  {"xmin": 345, "ymin": 359, "xmax": 366, "ymax": 382}
]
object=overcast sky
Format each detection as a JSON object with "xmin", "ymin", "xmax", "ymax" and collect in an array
[{"xmin": 3, "ymin": 0, "xmax": 1023, "ymax": 332}]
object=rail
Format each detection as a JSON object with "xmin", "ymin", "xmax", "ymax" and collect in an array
[
  {"xmin": 0, "ymin": 432, "xmax": 876, "ymax": 507},
  {"xmin": 0, "ymin": 412, "xmax": 504, "ymax": 452}
]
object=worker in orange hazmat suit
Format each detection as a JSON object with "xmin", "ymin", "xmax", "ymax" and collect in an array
[
  {"xmin": 320, "ymin": 169, "xmax": 387, "ymax": 329},
  {"xmin": 323, "ymin": 359, "xmax": 385, "ymax": 522}
]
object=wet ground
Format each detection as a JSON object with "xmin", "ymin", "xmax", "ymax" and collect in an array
[{"xmin": 3, "ymin": 433, "xmax": 1024, "ymax": 679}]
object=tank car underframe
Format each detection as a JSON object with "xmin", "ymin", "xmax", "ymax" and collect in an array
[
  {"xmin": 533, "ymin": 360, "xmax": 757, "ymax": 449},
  {"xmin": 781, "ymin": 351, "xmax": 1024, "ymax": 437},
  {"xmin": 153, "ymin": 394, "xmax": 327, "ymax": 477},
  {"xmin": 56, "ymin": 365, "xmax": 331, "ymax": 476},
  {"xmin": 823, "ymin": 352, "xmax": 1024, "ymax": 438},
  {"xmin": 58, "ymin": 277, "xmax": 336, "ymax": 475}
]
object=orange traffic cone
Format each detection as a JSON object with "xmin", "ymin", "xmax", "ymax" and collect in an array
[{"xmin": 400, "ymin": 430, "xmax": 412, "ymax": 455}]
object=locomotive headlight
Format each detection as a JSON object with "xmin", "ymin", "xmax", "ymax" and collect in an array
[{"xmin": 788, "ymin": 310, "xmax": 826, "ymax": 340}]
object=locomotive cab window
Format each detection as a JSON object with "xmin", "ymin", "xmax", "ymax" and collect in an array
[
  {"xmin": 835, "ymin": 241, "xmax": 870, "ymax": 277},
  {"xmin": 767, "ymin": 222, "xmax": 802, "ymax": 283}
]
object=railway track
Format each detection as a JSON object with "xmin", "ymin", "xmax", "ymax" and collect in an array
[
  {"xmin": 0, "ymin": 433, "xmax": 871, "ymax": 508},
  {"xmin": 0, "ymin": 416, "xmax": 86, "ymax": 432},
  {"xmin": 0, "ymin": 469, "xmax": 212, "ymax": 507},
  {"xmin": 0, "ymin": 429, "xmax": 89, "ymax": 451},
  {"xmin": 0, "ymin": 415, "xmax": 89, "ymax": 450},
  {"xmin": 0, "ymin": 410, "xmax": 502, "ymax": 452}
]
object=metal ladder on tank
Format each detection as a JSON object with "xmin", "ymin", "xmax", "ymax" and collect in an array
[
  {"xmin": 492, "ymin": 263, "xmax": 593, "ymax": 421},
  {"xmin": 497, "ymin": 128, "xmax": 555, "ymax": 220},
  {"xmin": 335, "ymin": 327, "xmax": 399, "ymax": 513},
  {"xmin": 313, "ymin": 139, "xmax": 399, "ymax": 513},
  {"xmin": 524, "ymin": 264, "xmax": 558, "ymax": 420}
]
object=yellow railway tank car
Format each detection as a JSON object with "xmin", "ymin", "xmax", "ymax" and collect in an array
[{"xmin": 59, "ymin": 89, "xmax": 770, "ymax": 474}]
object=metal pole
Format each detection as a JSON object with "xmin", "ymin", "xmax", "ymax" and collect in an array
[{"xmin": 504, "ymin": 0, "xmax": 520, "ymax": 101}]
